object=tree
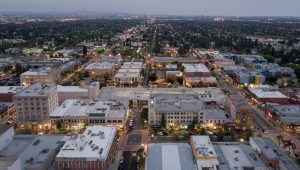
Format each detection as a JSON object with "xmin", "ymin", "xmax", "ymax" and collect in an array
[
  {"xmin": 149, "ymin": 73, "xmax": 157, "ymax": 82},
  {"xmin": 15, "ymin": 63, "xmax": 23, "ymax": 76},
  {"xmin": 82, "ymin": 45, "xmax": 87, "ymax": 56},
  {"xmin": 166, "ymin": 78, "xmax": 175, "ymax": 84},
  {"xmin": 188, "ymin": 117, "xmax": 198, "ymax": 130},
  {"xmin": 276, "ymin": 135, "xmax": 284, "ymax": 147},
  {"xmin": 199, "ymin": 128, "xmax": 207, "ymax": 135},
  {"xmin": 83, "ymin": 71, "xmax": 89, "ymax": 77},
  {"xmin": 176, "ymin": 77, "xmax": 184, "ymax": 85},
  {"xmin": 56, "ymin": 120, "xmax": 63, "ymax": 130},
  {"xmin": 141, "ymin": 108, "xmax": 148, "ymax": 120},
  {"xmin": 216, "ymin": 129, "xmax": 224, "ymax": 141},
  {"xmin": 160, "ymin": 114, "xmax": 166, "ymax": 128}
]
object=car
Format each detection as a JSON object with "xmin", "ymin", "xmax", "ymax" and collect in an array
[
  {"xmin": 157, "ymin": 132, "xmax": 163, "ymax": 136},
  {"xmin": 120, "ymin": 156, "xmax": 124, "ymax": 164}
]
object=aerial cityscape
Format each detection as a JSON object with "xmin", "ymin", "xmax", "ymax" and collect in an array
[{"xmin": 0, "ymin": 1, "xmax": 300, "ymax": 170}]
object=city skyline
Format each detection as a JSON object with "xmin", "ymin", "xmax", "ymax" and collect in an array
[{"xmin": 1, "ymin": 0, "xmax": 300, "ymax": 17}]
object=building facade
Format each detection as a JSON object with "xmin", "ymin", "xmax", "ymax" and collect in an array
[{"xmin": 13, "ymin": 83, "xmax": 58, "ymax": 129}]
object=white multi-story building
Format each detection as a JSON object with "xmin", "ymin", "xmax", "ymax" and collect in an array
[
  {"xmin": 13, "ymin": 83, "xmax": 58, "ymax": 129},
  {"xmin": 191, "ymin": 135, "xmax": 219, "ymax": 170},
  {"xmin": 55, "ymin": 126, "xmax": 117, "ymax": 170},
  {"xmin": 20, "ymin": 67, "xmax": 60, "ymax": 86},
  {"xmin": 148, "ymin": 94, "xmax": 205, "ymax": 128},
  {"xmin": 50, "ymin": 99, "xmax": 128, "ymax": 130}
]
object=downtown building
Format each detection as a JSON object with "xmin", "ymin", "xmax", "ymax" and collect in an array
[
  {"xmin": 148, "ymin": 93, "xmax": 231, "ymax": 129},
  {"xmin": 55, "ymin": 126, "xmax": 117, "ymax": 170},
  {"xmin": 50, "ymin": 99, "xmax": 128, "ymax": 130},
  {"xmin": 225, "ymin": 94, "xmax": 253, "ymax": 129},
  {"xmin": 113, "ymin": 62, "xmax": 143, "ymax": 84},
  {"xmin": 13, "ymin": 83, "xmax": 58, "ymax": 129},
  {"xmin": 146, "ymin": 135, "xmax": 282, "ymax": 170},
  {"xmin": 20, "ymin": 67, "xmax": 60, "ymax": 86}
]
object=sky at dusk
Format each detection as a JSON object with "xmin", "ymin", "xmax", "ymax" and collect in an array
[{"xmin": 0, "ymin": 0, "xmax": 300, "ymax": 16}]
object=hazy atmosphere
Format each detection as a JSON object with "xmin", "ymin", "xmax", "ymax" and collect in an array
[{"xmin": 1, "ymin": 0, "xmax": 300, "ymax": 16}]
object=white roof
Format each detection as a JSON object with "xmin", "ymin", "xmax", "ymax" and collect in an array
[
  {"xmin": 121, "ymin": 62, "xmax": 143, "ymax": 69},
  {"xmin": 21, "ymin": 67, "xmax": 53, "ymax": 76},
  {"xmin": 183, "ymin": 64, "xmax": 210, "ymax": 73},
  {"xmin": 85, "ymin": 62, "xmax": 115, "ymax": 70},
  {"xmin": 248, "ymin": 86, "xmax": 288, "ymax": 99},
  {"xmin": 0, "ymin": 86, "xmax": 25, "ymax": 94},
  {"xmin": 191, "ymin": 136, "xmax": 219, "ymax": 169},
  {"xmin": 50, "ymin": 99, "xmax": 127, "ymax": 119},
  {"xmin": 115, "ymin": 69, "xmax": 141, "ymax": 78},
  {"xmin": 56, "ymin": 126, "xmax": 116, "ymax": 161}
]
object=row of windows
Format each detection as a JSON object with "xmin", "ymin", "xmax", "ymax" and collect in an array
[{"xmin": 157, "ymin": 112, "xmax": 203, "ymax": 115}]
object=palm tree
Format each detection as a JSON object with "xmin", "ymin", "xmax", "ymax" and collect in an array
[{"xmin": 276, "ymin": 135, "xmax": 284, "ymax": 147}]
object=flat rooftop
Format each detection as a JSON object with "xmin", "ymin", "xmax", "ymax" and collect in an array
[
  {"xmin": 114, "ymin": 69, "xmax": 141, "ymax": 78},
  {"xmin": 0, "ymin": 157, "xmax": 19, "ymax": 169},
  {"xmin": 0, "ymin": 86, "xmax": 25, "ymax": 94},
  {"xmin": 271, "ymin": 105, "xmax": 300, "ymax": 125},
  {"xmin": 50, "ymin": 99, "xmax": 127, "ymax": 119},
  {"xmin": 146, "ymin": 143, "xmax": 197, "ymax": 170},
  {"xmin": 248, "ymin": 86, "xmax": 288, "ymax": 99},
  {"xmin": 183, "ymin": 64, "xmax": 210, "ymax": 73},
  {"xmin": 151, "ymin": 57, "xmax": 201, "ymax": 63},
  {"xmin": 85, "ymin": 62, "xmax": 115, "ymax": 70},
  {"xmin": 57, "ymin": 85, "xmax": 88, "ymax": 93},
  {"xmin": 250, "ymin": 137, "xmax": 300, "ymax": 170},
  {"xmin": 121, "ymin": 62, "xmax": 143, "ymax": 69},
  {"xmin": 56, "ymin": 126, "xmax": 116, "ymax": 161},
  {"xmin": 150, "ymin": 93, "xmax": 204, "ymax": 111},
  {"xmin": 190, "ymin": 136, "xmax": 219, "ymax": 169},
  {"xmin": 213, "ymin": 142, "xmax": 266, "ymax": 170},
  {"xmin": 206, "ymin": 109, "xmax": 230, "ymax": 120},
  {"xmin": 21, "ymin": 67, "xmax": 53, "ymax": 76},
  {"xmin": 0, "ymin": 124, "xmax": 12, "ymax": 136},
  {"xmin": 15, "ymin": 83, "xmax": 56, "ymax": 97},
  {"xmin": 99, "ymin": 87, "xmax": 225, "ymax": 104},
  {"xmin": 0, "ymin": 135, "xmax": 65, "ymax": 170}
]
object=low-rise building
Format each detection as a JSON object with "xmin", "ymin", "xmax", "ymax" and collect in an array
[
  {"xmin": 20, "ymin": 67, "xmax": 60, "ymax": 86},
  {"xmin": 50, "ymin": 99, "xmax": 128, "ymax": 130},
  {"xmin": 146, "ymin": 143, "xmax": 197, "ymax": 170},
  {"xmin": 85, "ymin": 62, "xmax": 116, "ymax": 76},
  {"xmin": 55, "ymin": 126, "xmax": 117, "ymax": 170},
  {"xmin": 57, "ymin": 82, "xmax": 100, "ymax": 103},
  {"xmin": 213, "ymin": 142, "xmax": 266, "ymax": 170},
  {"xmin": 250, "ymin": 137, "xmax": 300, "ymax": 170},
  {"xmin": 270, "ymin": 105, "xmax": 300, "ymax": 132},
  {"xmin": 114, "ymin": 62, "xmax": 143, "ymax": 84},
  {"xmin": 0, "ymin": 125, "xmax": 14, "ymax": 151},
  {"xmin": 0, "ymin": 86, "xmax": 26, "ymax": 102},
  {"xmin": 0, "ymin": 135, "xmax": 65, "ymax": 170},
  {"xmin": 183, "ymin": 64, "xmax": 211, "ymax": 77},
  {"xmin": 225, "ymin": 94, "xmax": 253, "ymax": 128},
  {"xmin": 13, "ymin": 83, "xmax": 58, "ymax": 129},
  {"xmin": 248, "ymin": 85, "xmax": 289, "ymax": 104},
  {"xmin": 190, "ymin": 136, "xmax": 219, "ymax": 170}
]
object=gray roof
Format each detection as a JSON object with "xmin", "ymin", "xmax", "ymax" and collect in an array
[
  {"xmin": 0, "ymin": 135, "xmax": 64, "ymax": 170},
  {"xmin": 213, "ymin": 142, "xmax": 266, "ymax": 170},
  {"xmin": 0, "ymin": 125, "xmax": 12, "ymax": 136},
  {"xmin": 15, "ymin": 83, "xmax": 56, "ymax": 97},
  {"xmin": 251, "ymin": 137, "xmax": 300, "ymax": 170},
  {"xmin": 146, "ymin": 143, "xmax": 197, "ymax": 170}
]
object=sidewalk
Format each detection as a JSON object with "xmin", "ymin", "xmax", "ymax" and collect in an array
[{"xmin": 108, "ymin": 150, "xmax": 123, "ymax": 170}]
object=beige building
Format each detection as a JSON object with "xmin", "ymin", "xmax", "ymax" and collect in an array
[
  {"xmin": 20, "ymin": 67, "xmax": 60, "ymax": 86},
  {"xmin": 84, "ymin": 62, "xmax": 116, "ymax": 76},
  {"xmin": 13, "ymin": 83, "xmax": 58, "ymax": 129},
  {"xmin": 114, "ymin": 62, "xmax": 143, "ymax": 84}
]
